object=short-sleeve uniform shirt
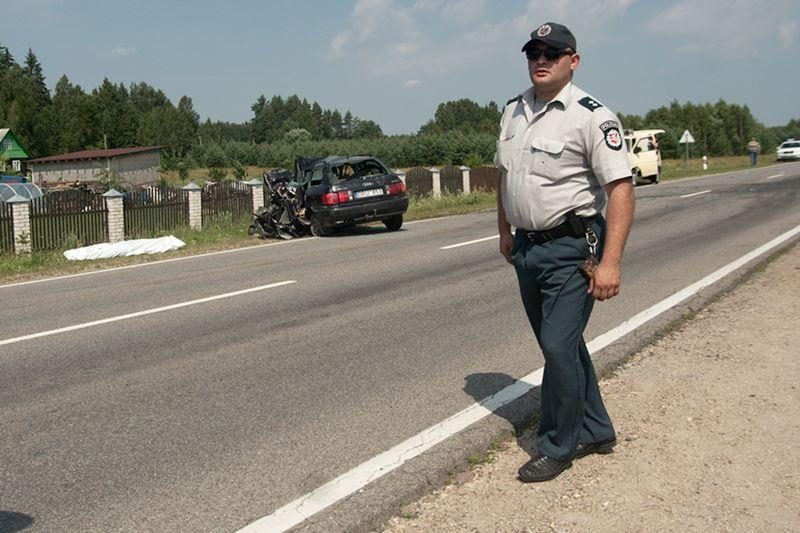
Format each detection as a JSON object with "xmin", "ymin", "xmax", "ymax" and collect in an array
[{"xmin": 495, "ymin": 82, "xmax": 631, "ymax": 230}]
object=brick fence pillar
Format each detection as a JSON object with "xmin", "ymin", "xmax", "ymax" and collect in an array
[
  {"xmin": 246, "ymin": 178, "xmax": 264, "ymax": 212},
  {"xmin": 8, "ymin": 194, "xmax": 31, "ymax": 254},
  {"xmin": 103, "ymin": 189, "xmax": 125, "ymax": 243},
  {"xmin": 183, "ymin": 182, "xmax": 203, "ymax": 230},
  {"xmin": 460, "ymin": 166, "xmax": 471, "ymax": 194},
  {"xmin": 430, "ymin": 167, "xmax": 441, "ymax": 198}
]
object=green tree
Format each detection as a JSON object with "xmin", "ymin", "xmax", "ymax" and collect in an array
[
  {"xmin": 284, "ymin": 128, "xmax": 312, "ymax": 143},
  {"xmin": 47, "ymin": 75, "xmax": 98, "ymax": 153},
  {"xmin": 352, "ymin": 119, "xmax": 383, "ymax": 138},
  {"xmin": 22, "ymin": 48, "xmax": 50, "ymax": 107},
  {"xmin": 93, "ymin": 78, "xmax": 138, "ymax": 147},
  {"xmin": 419, "ymin": 99, "xmax": 500, "ymax": 135}
]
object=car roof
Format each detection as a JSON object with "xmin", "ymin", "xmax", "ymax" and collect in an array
[
  {"xmin": 319, "ymin": 155, "xmax": 379, "ymax": 166},
  {"xmin": 624, "ymin": 129, "xmax": 665, "ymax": 139}
]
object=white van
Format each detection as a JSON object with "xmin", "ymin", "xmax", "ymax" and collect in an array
[{"xmin": 625, "ymin": 129, "xmax": 665, "ymax": 184}]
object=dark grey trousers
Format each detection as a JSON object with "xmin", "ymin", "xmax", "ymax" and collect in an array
[{"xmin": 511, "ymin": 218, "xmax": 615, "ymax": 461}]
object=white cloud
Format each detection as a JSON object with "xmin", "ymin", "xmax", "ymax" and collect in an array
[
  {"xmin": 329, "ymin": 30, "xmax": 352, "ymax": 60},
  {"xmin": 441, "ymin": 0, "xmax": 487, "ymax": 26},
  {"xmin": 778, "ymin": 20, "xmax": 799, "ymax": 48},
  {"xmin": 327, "ymin": 0, "xmax": 636, "ymax": 79},
  {"xmin": 404, "ymin": 79, "xmax": 422, "ymax": 87},
  {"xmin": 111, "ymin": 47, "xmax": 138, "ymax": 57},
  {"xmin": 647, "ymin": 0, "xmax": 797, "ymax": 55}
]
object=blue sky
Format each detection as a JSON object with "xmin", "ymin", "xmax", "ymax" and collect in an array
[{"xmin": 2, "ymin": 0, "xmax": 798, "ymax": 135}]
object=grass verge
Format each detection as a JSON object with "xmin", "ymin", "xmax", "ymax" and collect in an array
[{"xmin": 661, "ymin": 154, "xmax": 780, "ymax": 181}]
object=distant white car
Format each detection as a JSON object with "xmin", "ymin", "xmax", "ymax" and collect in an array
[
  {"xmin": 776, "ymin": 139, "xmax": 800, "ymax": 161},
  {"xmin": 624, "ymin": 129, "xmax": 665, "ymax": 184}
]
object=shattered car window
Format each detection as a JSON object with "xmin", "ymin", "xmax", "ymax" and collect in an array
[
  {"xmin": 310, "ymin": 168, "xmax": 325, "ymax": 186},
  {"xmin": 330, "ymin": 160, "xmax": 388, "ymax": 183}
]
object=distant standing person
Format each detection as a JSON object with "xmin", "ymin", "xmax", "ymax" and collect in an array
[
  {"xmin": 747, "ymin": 137, "xmax": 761, "ymax": 166},
  {"xmin": 495, "ymin": 22, "xmax": 635, "ymax": 482}
]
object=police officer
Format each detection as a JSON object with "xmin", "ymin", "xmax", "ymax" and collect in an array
[{"xmin": 495, "ymin": 22, "xmax": 635, "ymax": 482}]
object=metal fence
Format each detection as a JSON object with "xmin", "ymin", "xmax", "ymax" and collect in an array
[
  {"xmin": 404, "ymin": 167, "xmax": 434, "ymax": 198},
  {"xmin": 439, "ymin": 165, "xmax": 463, "ymax": 194},
  {"xmin": 469, "ymin": 166, "xmax": 501, "ymax": 192},
  {"xmin": 124, "ymin": 185, "xmax": 188, "ymax": 238},
  {"xmin": 201, "ymin": 181, "xmax": 251, "ymax": 226},
  {"xmin": 29, "ymin": 189, "xmax": 108, "ymax": 251},
  {"xmin": 0, "ymin": 201, "xmax": 13, "ymax": 254}
]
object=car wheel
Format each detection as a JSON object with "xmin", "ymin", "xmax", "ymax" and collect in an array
[
  {"xmin": 310, "ymin": 215, "xmax": 332, "ymax": 237},
  {"xmin": 383, "ymin": 214, "xmax": 403, "ymax": 231}
]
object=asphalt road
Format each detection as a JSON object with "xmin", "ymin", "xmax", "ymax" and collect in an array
[{"xmin": 1, "ymin": 162, "xmax": 799, "ymax": 532}]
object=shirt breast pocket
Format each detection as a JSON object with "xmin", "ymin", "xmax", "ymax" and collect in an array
[
  {"xmin": 496, "ymin": 135, "xmax": 520, "ymax": 172},
  {"xmin": 531, "ymin": 137, "xmax": 566, "ymax": 180}
]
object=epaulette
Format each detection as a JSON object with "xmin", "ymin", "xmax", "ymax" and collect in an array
[
  {"xmin": 506, "ymin": 95, "xmax": 522, "ymax": 106},
  {"xmin": 578, "ymin": 96, "xmax": 603, "ymax": 112}
]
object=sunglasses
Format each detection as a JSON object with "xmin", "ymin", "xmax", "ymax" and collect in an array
[{"xmin": 525, "ymin": 48, "xmax": 573, "ymax": 61}]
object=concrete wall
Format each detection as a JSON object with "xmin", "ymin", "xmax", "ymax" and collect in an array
[
  {"xmin": 31, "ymin": 152, "xmax": 160, "ymax": 188},
  {"xmin": 111, "ymin": 152, "xmax": 160, "ymax": 186},
  {"xmin": 31, "ymin": 160, "xmax": 102, "ymax": 185}
]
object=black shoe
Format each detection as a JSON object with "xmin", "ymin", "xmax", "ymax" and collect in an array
[
  {"xmin": 517, "ymin": 455, "xmax": 572, "ymax": 483},
  {"xmin": 574, "ymin": 437, "xmax": 617, "ymax": 459}
]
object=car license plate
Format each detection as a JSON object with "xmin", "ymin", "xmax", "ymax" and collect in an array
[{"xmin": 354, "ymin": 188, "xmax": 383, "ymax": 199}]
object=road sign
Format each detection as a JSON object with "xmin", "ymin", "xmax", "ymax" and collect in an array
[{"xmin": 679, "ymin": 130, "xmax": 695, "ymax": 144}]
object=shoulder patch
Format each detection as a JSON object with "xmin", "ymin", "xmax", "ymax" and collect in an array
[
  {"xmin": 578, "ymin": 96, "xmax": 603, "ymax": 112},
  {"xmin": 506, "ymin": 95, "xmax": 522, "ymax": 106},
  {"xmin": 599, "ymin": 120, "xmax": 623, "ymax": 151}
]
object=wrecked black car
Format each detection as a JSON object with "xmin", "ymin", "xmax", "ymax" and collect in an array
[
  {"xmin": 249, "ymin": 156, "xmax": 408, "ymax": 239},
  {"xmin": 299, "ymin": 156, "xmax": 408, "ymax": 236}
]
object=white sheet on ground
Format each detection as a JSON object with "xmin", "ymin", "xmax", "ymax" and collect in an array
[{"xmin": 63, "ymin": 236, "xmax": 186, "ymax": 260}]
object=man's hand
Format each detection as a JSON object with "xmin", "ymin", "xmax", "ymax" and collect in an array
[
  {"xmin": 588, "ymin": 262, "xmax": 620, "ymax": 301},
  {"xmin": 589, "ymin": 178, "xmax": 635, "ymax": 301},
  {"xmin": 499, "ymin": 231, "xmax": 515, "ymax": 264}
]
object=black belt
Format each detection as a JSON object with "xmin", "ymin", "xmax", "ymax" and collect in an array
[{"xmin": 518, "ymin": 214, "xmax": 598, "ymax": 245}]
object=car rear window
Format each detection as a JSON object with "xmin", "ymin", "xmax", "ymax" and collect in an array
[
  {"xmin": 781, "ymin": 142, "xmax": 800, "ymax": 148},
  {"xmin": 330, "ymin": 160, "xmax": 388, "ymax": 183}
]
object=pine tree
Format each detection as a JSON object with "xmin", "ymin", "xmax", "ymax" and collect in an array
[{"xmin": 22, "ymin": 48, "xmax": 51, "ymax": 106}]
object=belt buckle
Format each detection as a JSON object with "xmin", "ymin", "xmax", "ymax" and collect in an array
[{"xmin": 526, "ymin": 230, "xmax": 549, "ymax": 244}]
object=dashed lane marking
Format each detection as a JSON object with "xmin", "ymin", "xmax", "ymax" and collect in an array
[
  {"xmin": 440, "ymin": 235, "xmax": 499, "ymax": 249},
  {"xmin": 0, "ymin": 281, "xmax": 296, "ymax": 347},
  {"xmin": 680, "ymin": 189, "xmax": 712, "ymax": 198}
]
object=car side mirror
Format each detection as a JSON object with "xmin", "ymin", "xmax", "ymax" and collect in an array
[{"xmin": 633, "ymin": 146, "xmax": 642, "ymax": 154}]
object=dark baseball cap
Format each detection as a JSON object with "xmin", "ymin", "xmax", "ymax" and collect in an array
[{"xmin": 521, "ymin": 22, "xmax": 577, "ymax": 52}]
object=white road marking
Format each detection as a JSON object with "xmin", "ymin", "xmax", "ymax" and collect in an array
[
  {"xmin": 765, "ymin": 173, "xmax": 784, "ymax": 180},
  {"xmin": 239, "ymin": 367, "xmax": 545, "ymax": 533},
  {"xmin": 0, "ymin": 240, "xmax": 313, "ymax": 290},
  {"xmin": 440, "ymin": 235, "xmax": 499, "ymax": 249},
  {"xmin": 0, "ymin": 281, "xmax": 296, "ymax": 347},
  {"xmin": 238, "ymin": 223, "xmax": 800, "ymax": 533},
  {"xmin": 680, "ymin": 189, "xmax": 712, "ymax": 198}
]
